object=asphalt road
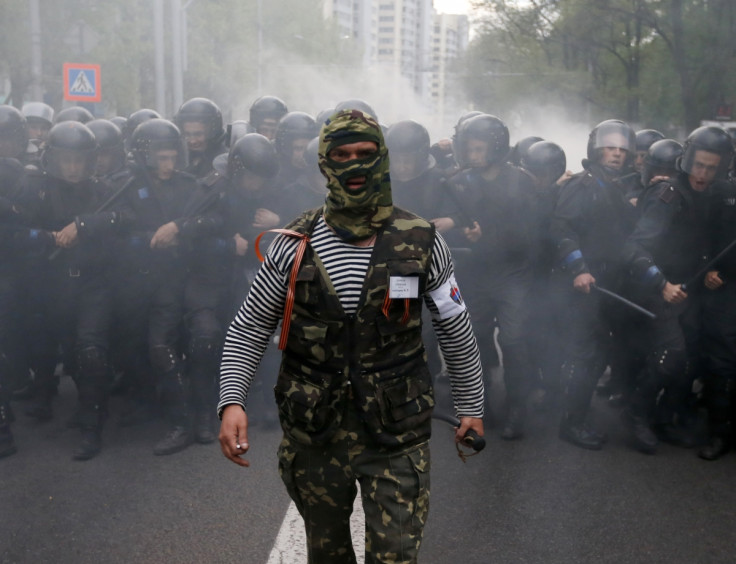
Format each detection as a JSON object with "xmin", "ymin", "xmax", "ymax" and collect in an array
[{"xmin": 2, "ymin": 369, "xmax": 735, "ymax": 564}]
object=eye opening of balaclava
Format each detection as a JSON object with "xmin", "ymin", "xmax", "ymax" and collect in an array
[{"xmin": 319, "ymin": 109, "xmax": 392, "ymax": 242}]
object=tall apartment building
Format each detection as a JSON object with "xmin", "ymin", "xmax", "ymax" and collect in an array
[
  {"xmin": 431, "ymin": 13, "xmax": 469, "ymax": 117},
  {"xmin": 321, "ymin": 1, "xmax": 469, "ymax": 120}
]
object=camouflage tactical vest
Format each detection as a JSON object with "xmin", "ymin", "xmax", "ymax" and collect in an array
[{"xmin": 274, "ymin": 207, "xmax": 436, "ymax": 448}]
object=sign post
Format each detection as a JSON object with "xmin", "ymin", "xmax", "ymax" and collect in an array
[{"xmin": 63, "ymin": 63, "xmax": 101, "ymax": 103}]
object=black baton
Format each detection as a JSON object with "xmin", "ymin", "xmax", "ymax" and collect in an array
[{"xmin": 592, "ymin": 284, "xmax": 657, "ymax": 320}]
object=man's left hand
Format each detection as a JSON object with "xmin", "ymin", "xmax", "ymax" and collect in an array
[
  {"xmin": 150, "ymin": 221, "xmax": 179, "ymax": 249},
  {"xmin": 55, "ymin": 221, "xmax": 79, "ymax": 248}
]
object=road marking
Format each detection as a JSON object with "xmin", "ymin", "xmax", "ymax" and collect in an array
[{"xmin": 267, "ymin": 487, "xmax": 365, "ymax": 563}]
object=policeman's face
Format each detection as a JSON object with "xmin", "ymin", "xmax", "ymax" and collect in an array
[
  {"xmin": 465, "ymin": 138, "xmax": 489, "ymax": 168},
  {"xmin": 257, "ymin": 118, "xmax": 278, "ymax": 141},
  {"xmin": 634, "ymin": 150, "xmax": 647, "ymax": 173},
  {"xmin": 236, "ymin": 170, "xmax": 266, "ymax": 192},
  {"xmin": 153, "ymin": 149, "xmax": 178, "ymax": 180},
  {"xmin": 182, "ymin": 121, "xmax": 207, "ymax": 153},
  {"xmin": 95, "ymin": 151, "xmax": 114, "ymax": 176},
  {"xmin": 598, "ymin": 133, "xmax": 629, "ymax": 170},
  {"xmin": 290, "ymin": 138, "xmax": 310, "ymax": 169},
  {"xmin": 688, "ymin": 150, "xmax": 721, "ymax": 192},
  {"xmin": 27, "ymin": 122, "xmax": 50, "ymax": 142},
  {"xmin": 390, "ymin": 152, "xmax": 420, "ymax": 182},
  {"xmin": 57, "ymin": 151, "xmax": 88, "ymax": 184}
]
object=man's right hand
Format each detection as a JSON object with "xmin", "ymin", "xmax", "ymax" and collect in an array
[
  {"xmin": 662, "ymin": 281, "xmax": 687, "ymax": 304},
  {"xmin": 219, "ymin": 404, "xmax": 250, "ymax": 467},
  {"xmin": 573, "ymin": 272, "xmax": 596, "ymax": 294}
]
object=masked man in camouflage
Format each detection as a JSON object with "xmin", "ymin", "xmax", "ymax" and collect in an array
[{"xmin": 218, "ymin": 109, "xmax": 484, "ymax": 564}]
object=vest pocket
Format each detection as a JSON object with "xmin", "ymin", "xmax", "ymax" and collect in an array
[
  {"xmin": 274, "ymin": 363, "xmax": 344, "ymax": 446},
  {"xmin": 376, "ymin": 365, "xmax": 435, "ymax": 434}
]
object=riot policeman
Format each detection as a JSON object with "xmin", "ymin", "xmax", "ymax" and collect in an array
[
  {"xmin": 700, "ymin": 167, "xmax": 736, "ymax": 459},
  {"xmin": 509, "ymin": 136, "xmax": 543, "ymax": 167},
  {"xmin": 86, "ymin": 119, "xmax": 129, "ymax": 189},
  {"xmin": 0, "ymin": 155, "xmax": 35, "ymax": 458},
  {"xmin": 174, "ymin": 98, "xmax": 227, "ymax": 180},
  {"xmin": 634, "ymin": 129, "xmax": 666, "ymax": 174},
  {"xmin": 20, "ymin": 121, "xmax": 122, "ymax": 460},
  {"xmin": 272, "ymin": 111, "xmax": 318, "ymax": 190},
  {"xmin": 123, "ymin": 109, "xmax": 161, "ymax": 149},
  {"xmin": 22, "ymin": 102, "xmax": 54, "ymax": 144},
  {"xmin": 114, "ymin": 118, "xmax": 208, "ymax": 454},
  {"xmin": 551, "ymin": 119, "xmax": 639, "ymax": 450},
  {"xmin": 248, "ymin": 95, "xmax": 288, "ymax": 141},
  {"xmin": 623, "ymin": 126, "xmax": 734, "ymax": 453},
  {"xmin": 438, "ymin": 113, "xmax": 538, "ymax": 439},
  {"xmin": 53, "ymin": 106, "xmax": 94, "ymax": 124},
  {"xmin": 0, "ymin": 106, "xmax": 28, "ymax": 161},
  {"xmin": 386, "ymin": 119, "xmax": 451, "ymax": 381}
]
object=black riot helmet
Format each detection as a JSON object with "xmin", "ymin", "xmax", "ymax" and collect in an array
[
  {"xmin": 54, "ymin": 106, "xmax": 94, "ymax": 124},
  {"xmin": 226, "ymin": 120, "xmax": 250, "ymax": 148},
  {"xmin": 87, "ymin": 119, "xmax": 126, "ymax": 175},
  {"xmin": 521, "ymin": 141, "xmax": 567, "ymax": 186},
  {"xmin": 227, "ymin": 133, "xmax": 279, "ymax": 180},
  {"xmin": 678, "ymin": 126, "xmax": 734, "ymax": 181},
  {"xmin": 334, "ymin": 99, "xmax": 378, "ymax": 122},
  {"xmin": 0, "ymin": 105, "xmax": 28, "ymax": 159},
  {"xmin": 249, "ymin": 95, "xmax": 288, "ymax": 133},
  {"xmin": 455, "ymin": 114, "xmax": 510, "ymax": 169},
  {"xmin": 386, "ymin": 120, "xmax": 434, "ymax": 182},
  {"xmin": 509, "ymin": 136, "xmax": 543, "ymax": 166},
  {"xmin": 130, "ymin": 118, "xmax": 187, "ymax": 171},
  {"xmin": 109, "ymin": 116, "xmax": 128, "ymax": 132},
  {"xmin": 304, "ymin": 136, "xmax": 320, "ymax": 170},
  {"xmin": 641, "ymin": 139, "xmax": 683, "ymax": 186},
  {"xmin": 174, "ymin": 97, "xmax": 225, "ymax": 147},
  {"xmin": 125, "ymin": 109, "xmax": 161, "ymax": 140},
  {"xmin": 635, "ymin": 129, "xmax": 665, "ymax": 152},
  {"xmin": 274, "ymin": 112, "xmax": 318, "ymax": 158},
  {"xmin": 586, "ymin": 119, "xmax": 636, "ymax": 163},
  {"xmin": 315, "ymin": 108, "xmax": 334, "ymax": 130},
  {"xmin": 42, "ymin": 121, "xmax": 97, "ymax": 183}
]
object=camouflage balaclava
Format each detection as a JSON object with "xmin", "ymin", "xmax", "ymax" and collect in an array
[{"xmin": 319, "ymin": 109, "xmax": 392, "ymax": 242}]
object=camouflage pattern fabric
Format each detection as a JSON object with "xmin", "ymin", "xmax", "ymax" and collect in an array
[
  {"xmin": 319, "ymin": 109, "xmax": 393, "ymax": 242},
  {"xmin": 275, "ymin": 207, "xmax": 436, "ymax": 447},
  {"xmin": 278, "ymin": 399, "xmax": 430, "ymax": 564}
]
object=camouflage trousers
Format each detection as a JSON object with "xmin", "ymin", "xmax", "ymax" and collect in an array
[{"xmin": 277, "ymin": 401, "xmax": 431, "ymax": 564}]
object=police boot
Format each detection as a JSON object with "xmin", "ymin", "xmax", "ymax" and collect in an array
[
  {"xmin": 622, "ymin": 409, "xmax": 658, "ymax": 454},
  {"xmin": 699, "ymin": 436, "xmax": 730, "ymax": 461},
  {"xmin": 152, "ymin": 347, "xmax": 193, "ymax": 456},
  {"xmin": 559, "ymin": 413, "xmax": 604, "ymax": 450},
  {"xmin": 188, "ymin": 337, "xmax": 220, "ymax": 445},
  {"xmin": 73, "ymin": 428, "xmax": 102, "ymax": 461},
  {"xmin": 501, "ymin": 404, "xmax": 526, "ymax": 440},
  {"xmin": 0, "ymin": 402, "xmax": 17, "ymax": 459},
  {"xmin": 24, "ymin": 388, "xmax": 54, "ymax": 421},
  {"xmin": 72, "ymin": 347, "xmax": 109, "ymax": 461}
]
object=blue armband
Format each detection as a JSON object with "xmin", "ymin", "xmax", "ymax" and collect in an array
[
  {"xmin": 644, "ymin": 265, "xmax": 661, "ymax": 282},
  {"xmin": 562, "ymin": 249, "xmax": 583, "ymax": 267}
]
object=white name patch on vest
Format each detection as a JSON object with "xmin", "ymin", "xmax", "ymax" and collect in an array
[
  {"xmin": 389, "ymin": 276, "xmax": 419, "ymax": 299},
  {"xmin": 429, "ymin": 274, "xmax": 467, "ymax": 320}
]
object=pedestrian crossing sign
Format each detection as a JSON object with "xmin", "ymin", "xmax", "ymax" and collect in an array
[{"xmin": 63, "ymin": 63, "xmax": 101, "ymax": 102}]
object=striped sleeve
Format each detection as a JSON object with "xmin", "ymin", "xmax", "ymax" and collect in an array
[
  {"xmin": 424, "ymin": 233, "xmax": 485, "ymax": 418},
  {"xmin": 217, "ymin": 234, "xmax": 298, "ymax": 416}
]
